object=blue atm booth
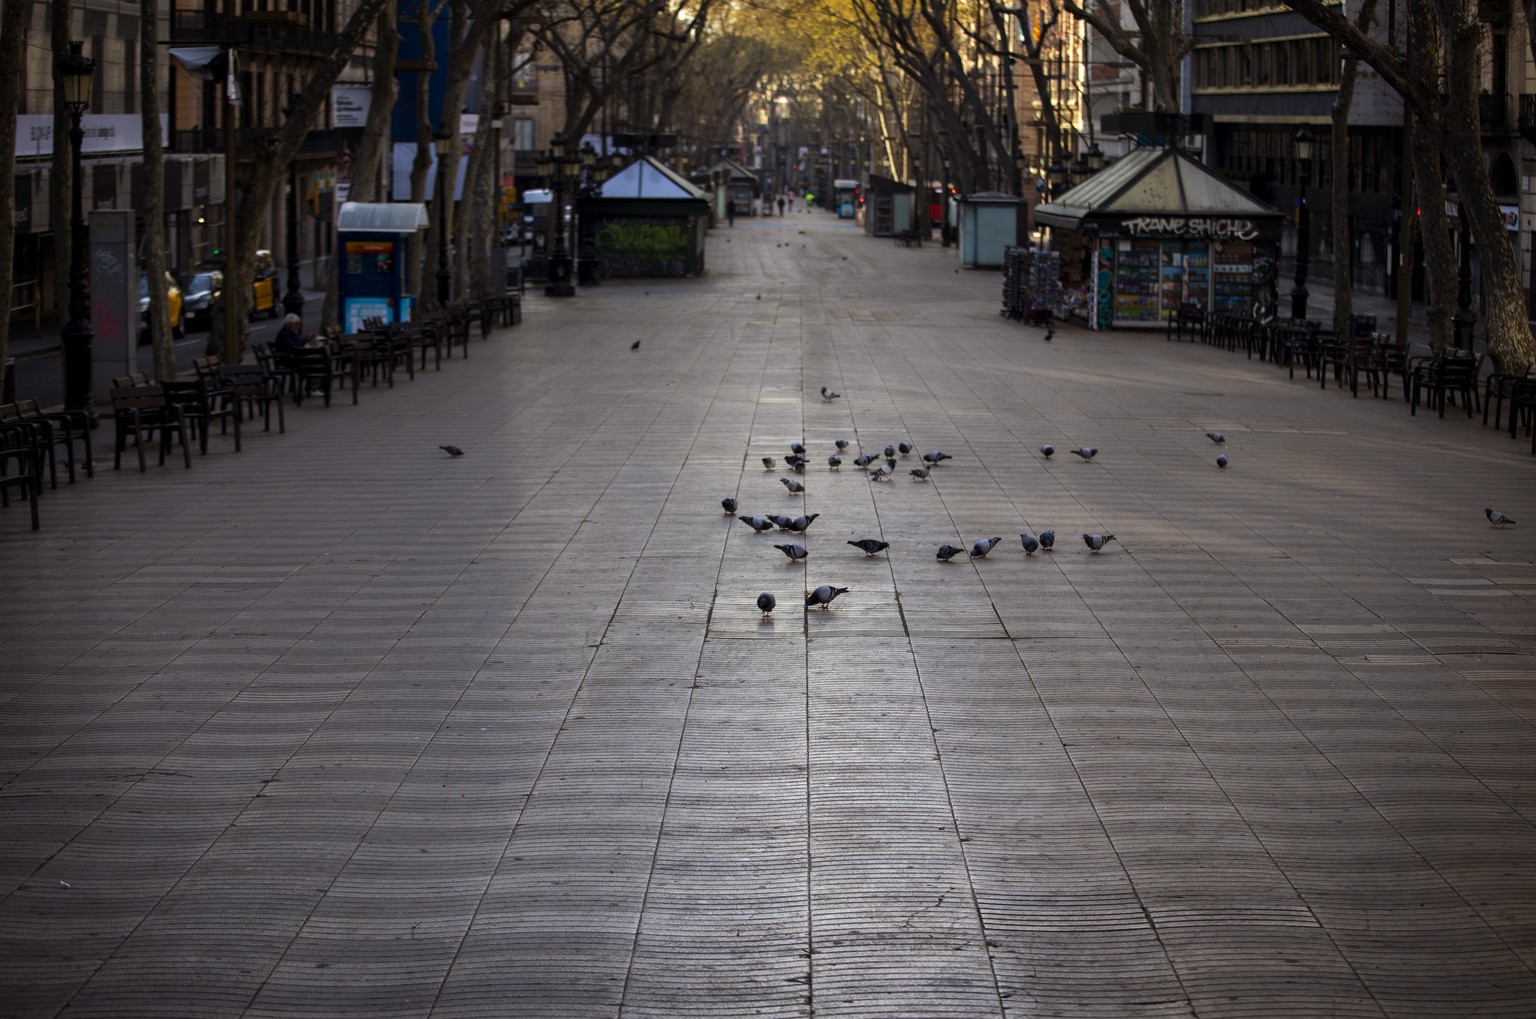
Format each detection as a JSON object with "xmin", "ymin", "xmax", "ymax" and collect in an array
[{"xmin": 336, "ymin": 202, "xmax": 430, "ymax": 332}]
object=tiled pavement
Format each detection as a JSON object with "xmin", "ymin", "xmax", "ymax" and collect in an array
[{"xmin": 2, "ymin": 214, "xmax": 1535, "ymax": 1018}]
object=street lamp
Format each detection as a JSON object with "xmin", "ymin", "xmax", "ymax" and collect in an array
[
  {"xmin": 544, "ymin": 135, "xmax": 576, "ymax": 297},
  {"xmin": 1291, "ymin": 126, "xmax": 1313, "ymax": 322},
  {"xmin": 1087, "ymin": 144, "xmax": 1105, "ymax": 173},
  {"xmin": 58, "ymin": 41, "xmax": 95, "ymax": 421},
  {"xmin": 1452, "ymin": 204, "xmax": 1476, "ymax": 350},
  {"xmin": 435, "ymin": 130, "xmax": 453, "ymax": 305},
  {"xmin": 282, "ymin": 160, "xmax": 305, "ymax": 319}
]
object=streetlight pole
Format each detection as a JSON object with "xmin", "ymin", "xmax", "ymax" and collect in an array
[
  {"xmin": 435, "ymin": 131, "xmax": 453, "ymax": 305},
  {"xmin": 58, "ymin": 41, "xmax": 96, "ymax": 421},
  {"xmin": 1452, "ymin": 205, "xmax": 1476, "ymax": 350},
  {"xmin": 1290, "ymin": 127, "xmax": 1313, "ymax": 322},
  {"xmin": 544, "ymin": 135, "xmax": 575, "ymax": 297},
  {"xmin": 282, "ymin": 160, "xmax": 305, "ymax": 319}
]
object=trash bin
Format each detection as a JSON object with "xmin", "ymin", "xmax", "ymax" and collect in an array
[{"xmin": 1351, "ymin": 314, "xmax": 1377, "ymax": 338}]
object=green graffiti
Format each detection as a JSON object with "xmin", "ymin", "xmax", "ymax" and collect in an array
[{"xmin": 595, "ymin": 219, "xmax": 689, "ymax": 258}]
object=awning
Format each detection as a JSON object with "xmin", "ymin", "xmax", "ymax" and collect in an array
[
  {"xmin": 336, "ymin": 202, "xmax": 429, "ymax": 234},
  {"xmin": 1034, "ymin": 146, "xmax": 1283, "ymax": 240}
]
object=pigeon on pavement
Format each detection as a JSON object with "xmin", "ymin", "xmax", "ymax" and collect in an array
[
  {"xmin": 970, "ymin": 537, "xmax": 1002, "ymax": 558},
  {"xmin": 922, "ymin": 451, "xmax": 953, "ymax": 466},
  {"xmin": 1040, "ymin": 444, "xmax": 1054, "ymax": 458},
  {"xmin": 440, "ymin": 445, "xmax": 464, "ymax": 457},
  {"xmin": 1039, "ymin": 530, "xmax": 1056, "ymax": 550},
  {"xmin": 721, "ymin": 497, "xmax": 738, "ymax": 514},
  {"xmin": 1486, "ymin": 508, "xmax": 1517, "ymax": 526},
  {"xmin": 787, "ymin": 513, "xmax": 820, "ymax": 533},
  {"xmin": 782, "ymin": 477, "xmax": 805, "ymax": 494},
  {"xmin": 835, "ymin": 438, "xmax": 850, "ymax": 451},
  {"xmin": 1206, "ymin": 432, "xmax": 1226, "ymax": 444},
  {"xmin": 821, "ymin": 386, "xmax": 841, "ymax": 401},
  {"xmin": 848, "ymin": 538, "xmax": 890, "ymax": 556},
  {"xmin": 853, "ymin": 453, "xmax": 875, "ymax": 468},
  {"xmin": 805, "ymin": 584, "xmax": 849, "ymax": 609},
  {"xmin": 762, "ymin": 457, "xmax": 776, "ymax": 469},
  {"xmin": 790, "ymin": 441, "xmax": 806, "ymax": 455},
  {"xmin": 1216, "ymin": 454, "xmax": 1229, "ymax": 468},
  {"xmin": 1083, "ymin": 533, "xmax": 1117, "ymax": 552},
  {"xmin": 786, "ymin": 455, "xmax": 807, "ymax": 472},
  {"xmin": 1020, "ymin": 533, "xmax": 1040, "ymax": 554},
  {"xmin": 910, "ymin": 467, "xmax": 930, "ymax": 481},
  {"xmin": 1070, "ymin": 447, "xmax": 1098, "ymax": 460},
  {"xmin": 771, "ymin": 514, "xmax": 796, "ymax": 530},
  {"xmin": 884, "ymin": 445, "xmax": 897, "ymax": 458},
  {"xmin": 898, "ymin": 441, "xmax": 914, "ymax": 455},
  {"xmin": 775, "ymin": 543, "xmax": 809, "ymax": 563},
  {"xmin": 870, "ymin": 461, "xmax": 896, "ymax": 482},
  {"xmin": 827, "ymin": 455, "xmax": 842, "ymax": 469},
  {"xmin": 757, "ymin": 592, "xmax": 776, "ymax": 615},
  {"xmin": 739, "ymin": 515, "xmax": 775, "ymax": 532},
  {"xmin": 936, "ymin": 544, "xmax": 965, "ymax": 562},
  {"xmin": 630, "ymin": 340, "xmax": 641, "ymax": 350}
]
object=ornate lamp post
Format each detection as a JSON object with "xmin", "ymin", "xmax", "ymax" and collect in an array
[
  {"xmin": 1087, "ymin": 144, "xmax": 1105, "ymax": 174},
  {"xmin": 282, "ymin": 160, "xmax": 305, "ymax": 319},
  {"xmin": 435, "ymin": 130, "xmax": 453, "ymax": 305},
  {"xmin": 58, "ymin": 41, "xmax": 95, "ymax": 420},
  {"xmin": 1452, "ymin": 205, "xmax": 1476, "ymax": 351},
  {"xmin": 544, "ymin": 135, "xmax": 576, "ymax": 297},
  {"xmin": 1290, "ymin": 126, "xmax": 1313, "ymax": 322}
]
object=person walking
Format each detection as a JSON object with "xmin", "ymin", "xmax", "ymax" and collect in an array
[
  {"xmin": 777, "ymin": 196, "xmax": 786, "ymax": 216},
  {"xmin": 726, "ymin": 201, "xmax": 736, "ymax": 227}
]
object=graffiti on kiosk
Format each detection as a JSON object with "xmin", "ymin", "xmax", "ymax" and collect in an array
[
  {"xmin": 595, "ymin": 219, "xmax": 689, "ymax": 258},
  {"xmin": 1123, "ymin": 216, "xmax": 1259, "ymax": 241}
]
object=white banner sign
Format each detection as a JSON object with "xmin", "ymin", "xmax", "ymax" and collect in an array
[
  {"xmin": 332, "ymin": 85, "xmax": 372, "ymax": 128},
  {"xmin": 16, "ymin": 114, "xmax": 168, "ymax": 158}
]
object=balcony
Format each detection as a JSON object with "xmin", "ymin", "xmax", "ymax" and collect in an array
[{"xmin": 1520, "ymin": 94, "xmax": 1536, "ymax": 145}]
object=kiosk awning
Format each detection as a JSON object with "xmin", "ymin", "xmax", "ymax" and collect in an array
[{"xmin": 336, "ymin": 202, "xmax": 429, "ymax": 234}]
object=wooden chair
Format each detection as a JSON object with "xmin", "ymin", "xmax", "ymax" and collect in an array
[
  {"xmin": 162, "ymin": 377, "xmax": 242, "ymax": 454},
  {"xmin": 292, "ymin": 347, "xmax": 358, "ymax": 407},
  {"xmin": 218, "ymin": 364, "xmax": 285, "ymax": 434},
  {"xmin": 1410, "ymin": 350, "xmax": 1483, "ymax": 418},
  {"xmin": 0, "ymin": 399, "xmax": 92, "ymax": 487},
  {"xmin": 0, "ymin": 425, "xmax": 41, "ymax": 529},
  {"xmin": 110, "ymin": 384, "xmax": 191, "ymax": 471}
]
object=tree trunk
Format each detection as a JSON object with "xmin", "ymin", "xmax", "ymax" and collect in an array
[
  {"xmin": 349, "ymin": 3, "xmax": 398, "ymax": 204},
  {"xmin": 141, "ymin": 0, "xmax": 174, "ymax": 379},
  {"xmin": 1329, "ymin": 0, "xmax": 1375, "ymax": 341},
  {"xmin": 1411, "ymin": 119, "xmax": 1455, "ymax": 352},
  {"xmin": 0, "ymin": 0, "xmax": 26, "ymax": 373},
  {"xmin": 50, "ymin": 0, "xmax": 71, "ymax": 336}
]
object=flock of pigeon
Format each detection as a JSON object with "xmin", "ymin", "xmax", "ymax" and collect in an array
[{"xmin": 729, "ymin": 387, "xmax": 1126, "ymax": 617}]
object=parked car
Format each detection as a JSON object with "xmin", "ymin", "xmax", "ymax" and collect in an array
[
  {"xmin": 176, "ymin": 269, "xmax": 222, "ymax": 331},
  {"xmin": 138, "ymin": 271, "xmax": 184, "ymax": 343},
  {"xmin": 196, "ymin": 249, "xmax": 279, "ymax": 320}
]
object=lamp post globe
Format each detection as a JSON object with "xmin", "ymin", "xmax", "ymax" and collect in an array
[{"xmin": 59, "ymin": 40, "xmax": 96, "ymax": 421}]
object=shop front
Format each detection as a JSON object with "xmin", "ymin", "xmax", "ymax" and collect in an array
[{"xmin": 1033, "ymin": 147, "xmax": 1284, "ymax": 329}]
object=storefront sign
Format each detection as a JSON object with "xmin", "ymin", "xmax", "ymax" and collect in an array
[{"xmin": 1122, "ymin": 215, "xmax": 1259, "ymax": 241}]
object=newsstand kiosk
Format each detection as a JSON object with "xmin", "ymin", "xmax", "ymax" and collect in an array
[{"xmin": 336, "ymin": 202, "xmax": 430, "ymax": 332}]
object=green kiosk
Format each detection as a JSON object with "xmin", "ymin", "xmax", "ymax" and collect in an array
[{"xmin": 336, "ymin": 202, "xmax": 429, "ymax": 331}]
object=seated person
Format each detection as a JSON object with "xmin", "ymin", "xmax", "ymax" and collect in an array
[{"xmin": 273, "ymin": 314, "xmax": 314, "ymax": 355}]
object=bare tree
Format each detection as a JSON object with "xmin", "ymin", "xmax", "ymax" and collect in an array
[
  {"xmin": 1061, "ymin": 0, "xmax": 1189, "ymax": 112},
  {"xmin": 141, "ymin": 0, "xmax": 174, "ymax": 378},
  {"xmin": 1283, "ymin": 0, "xmax": 1533, "ymax": 369},
  {"xmin": 1327, "ymin": 0, "xmax": 1378, "ymax": 344},
  {"xmin": 220, "ymin": 0, "xmax": 391, "ymax": 362},
  {"xmin": 0, "ymin": 0, "xmax": 26, "ymax": 375},
  {"xmin": 50, "ymin": 0, "xmax": 71, "ymax": 336}
]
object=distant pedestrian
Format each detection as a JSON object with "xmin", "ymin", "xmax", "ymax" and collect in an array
[
  {"xmin": 805, "ymin": 192, "xmax": 814, "ymax": 213},
  {"xmin": 727, "ymin": 201, "xmax": 736, "ymax": 227},
  {"xmin": 777, "ymin": 196, "xmax": 785, "ymax": 216},
  {"xmin": 204, "ymin": 289, "xmax": 225, "ymax": 356}
]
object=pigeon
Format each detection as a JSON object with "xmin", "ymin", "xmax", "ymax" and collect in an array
[
  {"xmin": 970, "ymin": 536, "xmax": 1002, "ymax": 558},
  {"xmin": 1020, "ymin": 533, "xmax": 1040, "ymax": 554},
  {"xmin": 771, "ymin": 514, "xmax": 796, "ymax": 530},
  {"xmin": 1083, "ymin": 533, "xmax": 1117, "ymax": 552},
  {"xmin": 739, "ymin": 515, "xmax": 775, "ymax": 533},
  {"xmin": 805, "ymin": 584, "xmax": 849, "ymax": 609},
  {"xmin": 835, "ymin": 438, "xmax": 850, "ymax": 451},
  {"xmin": 853, "ymin": 453, "xmax": 875, "ymax": 468},
  {"xmin": 631, "ymin": 340, "xmax": 641, "ymax": 350},
  {"xmin": 821, "ymin": 386, "xmax": 841, "ymax": 401},
  {"xmin": 439, "ymin": 445, "xmax": 464, "ymax": 457},
  {"xmin": 757, "ymin": 592, "xmax": 776, "ymax": 615},
  {"xmin": 936, "ymin": 544, "xmax": 965, "ymax": 562},
  {"xmin": 884, "ymin": 444, "xmax": 897, "ymax": 458},
  {"xmin": 786, "ymin": 455, "xmax": 807, "ymax": 472},
  {"xmin": 1071, "ymin": 447, "xmax": 1098, "ymax": 460},
  {"xmin": 774, "ymin": 543, "xmax": 809, "ymax": 563},
  {"xmin": 1486, "ymin": 508, "xmax": 1517, "ymax": 526},
  {"xmin": 910, "ymin": 467, "xmax": 930, "ymax": 481},
  {"xmin": 922, "ymin": 451, "xmax": 952, "ymax": 465},
  {"xmin": 781, "ymin": 477, "xmax": 805, "ymax": 494},
  {"xmin": 1039, "ymin": 530, "xmax": 1056, "ymax": 550},
  {"xmin": 898, "ymin": 441, "xmax": 913, "ymax": 455},
  {"xmin": 762, "ymin": 457, "xmax": 776, "ymax": 469},
  {"xmin": 1216, "ymin": 454, "xmax": 1229, "ymax": 468},
  {"xmin": 1043, "ymin": 325, "xmax": 1055, "ymax": 342},
  {"xmin": 1206, "ymin": 431, "xmax": 1226, "ymax": 444},
  {"xmin": 827, "ymin": 455, "xmax": 842, "ymax": 469},
  {"xmin": 722, "ymin": 497, "xmax": 738, "ymax": 514},
  {"xmin": 756, "ymin": 294, "xmax": 761, "ymax": 300},
  {"xmin": 870, "ymin": 461, "xmax": 896, "ymax": 482},
  {"xmin": 787, "ymin": 513, "xmax": 820, "ymax": 533},
  {"xmin": 848, "ymin": 538, "xmax": 890, "ymax": 556},
  {"xmin": 1040, "ymin": 444, "xmax": 1054, "ymax": 458},
  {"xmin": 790, "ymin": 441, "xmax": 806, "ymax": 455}
]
